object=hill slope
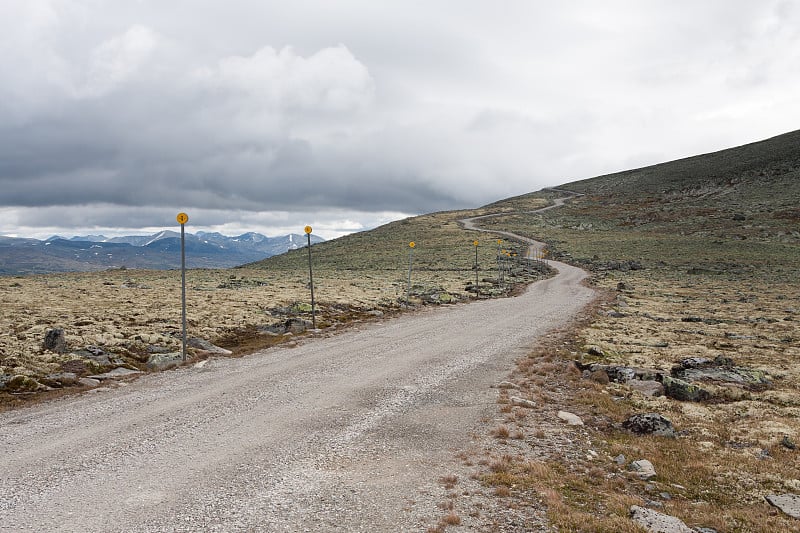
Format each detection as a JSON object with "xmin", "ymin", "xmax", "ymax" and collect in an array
[{"xmin": 480, "ymin": 129, "xmax": 799, "ymax": 280}]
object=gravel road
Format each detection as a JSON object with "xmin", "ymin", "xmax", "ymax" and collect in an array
[{"xmin": 1, "ymin": 255, "xmax": 594, "ymax": 531}]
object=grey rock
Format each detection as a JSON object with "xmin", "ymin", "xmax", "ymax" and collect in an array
[
  {"xmin": 0, "ymin": 375, "xmax": 45, "ymax": 392},
  {"xmin": 587, "ymin": 346, "xmax": 605, "ymax": 357},
  {"xmin": 87, "ymin": 368, "xmax": 144, "ymax": 380},
  {"xmin": 630, "ymin": 506, "xmax": 693, "ymax": 532},
  {"xmin": 43, "ymin": 328, "xmax": 68, "ymax": 354},
  {"xmin": 614, "ymin": 454, "xmax": 626, "ymax": 465},
  {"xmin": 557, "ymin": 410, "xmax": 584, "ymax": 426},
  {"xmin": 694, "ymin": 528, "xmax": 718, "ymax": 533},
  {"xmin": 622, "ymin": 413, "xmax": 676, "ymax": 438},
  {"xmin": 187, "ymin": 337, "xmax": 233, "ymax": 355},
  {"xmin": 765, "ymin": 493, "xmax": 800, "ymax": 519},
  {"xmin": 146, "ymin": 352, "xmax": 184, "ymax": 371},
  {"xmin": 510, "ymin": 396, "xmax": 536, "ymax": 408},
  {"xmin": 496, "ymin": 381, "xmax": 518, "ymax": 389},
  {"xmin": 40, "ymin": 372, "xmax": 79, "ymax": 387},
  {"xmin": 78, "ymin": 377, "xmax": 101, "ymax": 388},
  {"xmin": 628, "ymin": 379, "xmax": 665, "ymax": 397},
  {"xmin": 781, "ymin": 435, "xmax": 797, "ymax": 450},
  {"xmin": 662, "ymin": 376, "xmax": 711, "ymax": 402},
  {"xmin": 285, "ymin": 318, "xmax": 310, "ymax": 334},
  {"xmin": 630, "ymin": 459, "xmax": 657, "ymax": 480}
]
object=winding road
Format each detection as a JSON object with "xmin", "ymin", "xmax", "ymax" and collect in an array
[{"xmin": 0, "ymin": 195, "xmax": 594, "ymax": 532}]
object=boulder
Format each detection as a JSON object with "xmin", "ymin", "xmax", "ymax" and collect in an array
[
  {"xmin": 671, "ymin": 356, "xmax": 772, "ymax": 391},
  {"xmin": 146, "ymin": 352, "xmax": 184, "ymax": 371},
  {"xmin": 187, "ymin": 338, "xmax": 233, "ymax": 356},
  {"xmin": 662, "ymin": 376, "xmax": 711, "ymax": 402},
  {"xmin": 630, "ymin": 506, "xmax": 693, "ymax": 532},
  {"xmin": 78, "ymin": 377, "xmax": 101, "ymax": 388},
  {"xmin": 1, "ymin": 374, "xmax": 45, "ymax": 393},
  {"xmin": 629, "ymin": 459, "xmax": 657, "ymax": 480},
  {"xmin": 87, "ymin": 368, "xmax": 144, "ymax": 380},
  {"xmin": 628, "ymin": 379, "xmax": 665, "ymax": 398},
  {"xmin": 622, "ymin": 413, "xmax": 676, "ymax": 438},
  {"xmin": 39, "ymin": 372, "xmax": 79, "ymax": 387},
  {"xmin": 765, "ymin": 494, "xmax": 800, "ymax": 519},
  {"xmin": 43, "ymin": 328, "xmax": 68, "ymax": 354},
  {"xmin": 557, "ymin": 411, "xmax": 584, "ymax": 426}
]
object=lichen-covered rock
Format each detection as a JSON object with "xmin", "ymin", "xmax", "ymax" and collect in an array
[
  {"xmin": 2, "ymin": 374, "xmax": 45, "ymax": 392},
  {"xmin": 43, "ymin": 328, "xmax": 68, "ymax": 354},
  {"xmin": 146, "ymin": 352, "xmax": 184, "ymax": 371},
  {"xmin": 622, "ymin": 413, "xmax": 676, "ymax": 438},
  {"xmin": 662, "ymin": 376, "xmax": 711, "ymax": 402}
]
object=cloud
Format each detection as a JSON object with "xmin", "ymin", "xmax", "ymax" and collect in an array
[{"xmin": 1, "ymin": 1, "xmax": 800, "ymax": 239}]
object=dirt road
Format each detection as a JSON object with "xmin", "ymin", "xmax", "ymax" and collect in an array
[{"xmin": 1, "ymin": 224, "xmax": 594, "ymax": 532}]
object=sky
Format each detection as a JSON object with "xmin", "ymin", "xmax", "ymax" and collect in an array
[{"xmin": 1, "ymin": 1, "xmax": 799, "ymax": 240}]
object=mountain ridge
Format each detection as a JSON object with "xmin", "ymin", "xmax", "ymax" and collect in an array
[{"xmin": 0, "ymin": 231, "xmax": 324, "ymax": 275}]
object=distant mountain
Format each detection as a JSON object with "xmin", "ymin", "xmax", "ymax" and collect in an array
[{"xmin": 0, "ymin": 231, "xmax": 324, "ymax": 275}]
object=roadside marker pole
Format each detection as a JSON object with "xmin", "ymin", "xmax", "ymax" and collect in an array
[
  {"xmin": 304, "ymin": 226, "xmax": 316, "ymax": 330},
  {"xmin": 496, "ymin": 239, "xmax": 502, "ymax": 288},
  {"xmin": 176, "ymin": 212, "xmax": 189, "ymax": 362},
  {"xmin": 407, "ymin": 241, "xmax": 415, "ymax": 305},
  {"xmin": 473, "ymin": 240, "xmax": 479, "ymax": 297}
]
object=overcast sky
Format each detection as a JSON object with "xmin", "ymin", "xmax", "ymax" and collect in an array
[{"xmin": 1, "ymin": 1, "xmax": 798, "ymax": 240}]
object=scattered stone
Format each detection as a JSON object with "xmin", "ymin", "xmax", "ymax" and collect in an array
[
  {"xmin": 695, "ymin": 528, "xmax": 718, "ymax": 533},
  {"xmin": 366, "ymin": 310, "xmax": 384, "ymax": 317},
  {"xmin": 732, "ymin": 213, "xmax": 747, "ymax": 221},
  {"xmin": 607, "ymin": 310, "xmax": 627, "ymax": 318},
  {"xmin": 587, "ymin": 346, "xmax": 605, "ymax": 357},
  {"xmin": 765, "ymin": 493, "xmax": 800, "ymax": 519},
  {"xmin": 630, "ymin": 459, "xmax": 657, "ymax": 480},
  {"xmin": 187, "ymin": 337, "xmax": 233, "ymax": 356},
  {"xmin": 627, "ymin": 380, "xmax": 665, "ymax": 398},
  {"xmin": 659, "ymin": 492, "xmax": 672, "ymax": 500},
  {"xmin": 510, "ymin": 396, "xmax": 536, "ymax": 408},
  {"xmin": 146, "ymin": 352, "xmax": 184, "ymax": 371},
  {"xmin": 617, "ymin": 281, "xmax": 631, "ymax": 291},
  {"xmin": 87, "ymin": 368, "xmax": 144, "ymax": 380},
  {"xmin": 671, "ymin": 356, "xmax": 772, "ymax": 391},
  {"xmin": 622, "ymin": 413, "xmax": 676, "ymax": 438},
  {"xmin": 78, "ymin": 377, "xmax": 101, "ymax": 388},
  {"xmin": 630, "ymin": 506, "xmax": 693, "ymax": 532},
  {"xmin": 557, "ymin": 411, "xmax": 584, "ymax": 426},
  {"xmin": 614, "ymin": 454, "xmax": 626, "ymax": 465},
  {"xmin": 496, "ymin": 381, "xmax": 518, "ymax": 389},
  {"xmin": 662, "ymin": 376, "xmax": 711, "ymax": 402},
  {"xmin": 1, "ymin": 375, "xmax": 45, "ymax": 393},
  {"xmin": 39, "ymin": 372, "xmax": 79, "ymax": 387},
  {"xmin": 285, "ymin": 318, "xmax": 311, "ymax": 335},
  {"xmin": 43, "ymin": 328, "xmax": 68, "ymax": 354},
  {"xmin": 781, "ymin": 435, "xmax": 797, "ymax": 450}
]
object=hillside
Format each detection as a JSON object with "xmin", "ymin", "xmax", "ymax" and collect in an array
[{"xmin": 479, "ymin": 129, "xmax": 799, "ymax": 281}]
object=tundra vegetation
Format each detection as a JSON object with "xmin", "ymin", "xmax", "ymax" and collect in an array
[{"xmin": 2, "ymin": 129, "xmax": 799, "ymax": 531}]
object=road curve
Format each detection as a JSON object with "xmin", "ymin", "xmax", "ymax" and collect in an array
[{"xmin": 0, "ymin": 199, "xmax": 595, "ymax": 532}]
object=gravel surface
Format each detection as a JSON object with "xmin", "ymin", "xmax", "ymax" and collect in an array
[{"xmin": 1, "ymin": 258, "xmax": 593, "ymax": 532}]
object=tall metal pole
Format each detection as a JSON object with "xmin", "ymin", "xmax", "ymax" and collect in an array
[
  {"xmin": 407, "ymin": 242, "xmax": 415, "ymax": 304},
  {"xmin": 496, "ymin": 239, "xmax": 502, "ymax": 288},
  {"xmin": 473, "ymin": 240, "xmax": 479, "ymax": 296},
  {"xmin": 305, "ymin": 226, "xmax": 316, "ymax": 330},
  {"xmin": 177, "ymin": 213, "xmax": 188, "ymax": 362}
]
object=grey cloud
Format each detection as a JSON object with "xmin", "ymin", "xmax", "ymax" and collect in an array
[{"xmin": 2, "ymin": 1, "xmax": 800, "ymax": 240}]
